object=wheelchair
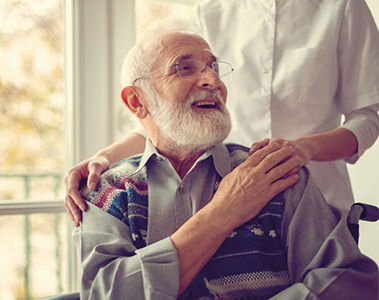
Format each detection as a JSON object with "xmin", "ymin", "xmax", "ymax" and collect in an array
[{"xmin": 38, "ymin": 203, "xmax": 379, "ymax": 300}]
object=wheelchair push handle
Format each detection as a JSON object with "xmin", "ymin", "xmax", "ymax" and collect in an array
[{"xmin": 351, "ymin": 203, "xmax": 379, "ymax": 222}]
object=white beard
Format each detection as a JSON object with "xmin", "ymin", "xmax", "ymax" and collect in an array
[{"xmin": 147, "ymin": 89, "xmax": 231, "ymax": 152}]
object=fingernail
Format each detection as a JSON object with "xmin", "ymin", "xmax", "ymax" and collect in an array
[{"xmin": 89, "ymin": 182, "xmax": 96, "ymax": 190}]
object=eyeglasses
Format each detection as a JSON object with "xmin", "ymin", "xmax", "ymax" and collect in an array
[{"xmin": 132, "ymin": 59, "xmax": 234, "ymax": 85}]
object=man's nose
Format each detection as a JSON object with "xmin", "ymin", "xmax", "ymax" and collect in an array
[{"xmin": 195, "ymin": 66, "xmax": 222, "ymax": 89}]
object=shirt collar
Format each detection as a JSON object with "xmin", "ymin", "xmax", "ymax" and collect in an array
[
  {"xmin": 133, "ymin": 139, "xmax": 162, "ymax": 174},
  {"xmin": 203, "ymin": 143, "xmax": 232, "ymax": 178},
  {"xmin": 134, "ymin": 139, "xmax": 232, "ymax": 178}
]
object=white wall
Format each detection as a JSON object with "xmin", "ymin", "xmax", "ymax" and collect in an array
[{"xmin": 348, "ymin": 0, "xmax": 379, "ymax": 266}]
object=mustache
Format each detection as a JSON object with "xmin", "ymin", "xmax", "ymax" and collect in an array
[{"xmin": 186, "ymin": 89, "xmax": 225, "ymax": 108}]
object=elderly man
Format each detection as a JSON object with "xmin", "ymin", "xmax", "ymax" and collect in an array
[{"xmin": 73, "ymin": 27, "xmax": 378, "ymax": 300}]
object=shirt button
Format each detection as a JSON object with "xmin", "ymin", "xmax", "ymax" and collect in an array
[
  {"xmin": 263, "ymin": 66, "xmax": 270, "ymax": 74},
  {"xmin": 178, "ymin": 184, "xmax": 185, "ymax": 194},
  {"xmin": 261, "ymin": 87, "xmax": 269, "ymax": 94}
]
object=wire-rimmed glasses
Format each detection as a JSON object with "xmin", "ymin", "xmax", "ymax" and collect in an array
[{"xmin": 132, "ymin": 59, "xmax": 234, "ymax": 85}]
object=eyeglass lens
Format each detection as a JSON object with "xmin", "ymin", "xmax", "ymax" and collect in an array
[{"xmin": 176, "ymin": 59, "xmax": 232, "ymax": 78}]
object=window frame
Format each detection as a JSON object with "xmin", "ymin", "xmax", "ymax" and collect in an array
[{"xmin": 64, "ymin": 0, "xmax": 139, "ymax": 291}]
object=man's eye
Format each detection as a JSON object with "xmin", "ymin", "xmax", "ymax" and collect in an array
[{"xmin": 177, "ymin": 62, "xmax": 196, "ymax": 75}]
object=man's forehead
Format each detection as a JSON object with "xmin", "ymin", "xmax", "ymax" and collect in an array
[
  {"xmin": 154, "ymin": 32, "xmax": 215, "ymax": 62},
  {"xmin": 160, "ymin": 31, "xmax": 208, "ymax": 45}
]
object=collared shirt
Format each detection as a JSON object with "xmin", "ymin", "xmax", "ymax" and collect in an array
[
  {"xmin": 193, "ymin": 0, "xmax": 379, "ymax": 212},
  {"xmin": 134, "ymin": 140, "xmax": 232, "ymax": 244}
]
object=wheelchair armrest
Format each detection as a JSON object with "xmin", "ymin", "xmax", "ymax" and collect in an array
[{"xmin": 352, "ymin": 203, "xmax": 379, "ymax": 222}]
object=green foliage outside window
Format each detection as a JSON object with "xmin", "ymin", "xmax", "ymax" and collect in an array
[
  {"xmin": 0, "ymin": 0, "xmax": 64, "ymax": 201},
  {"xmin": 0, "ymin": 0, "xmax": 64, "ymax": 173}
]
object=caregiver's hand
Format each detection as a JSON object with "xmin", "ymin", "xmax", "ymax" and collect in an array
[
  {"xmin": 64, "ymin": 155, "xmax": 110, "ymax": 226},
  {"xmin": 249, "ymin": 137, "xmax": 311, "ymax": 177}
]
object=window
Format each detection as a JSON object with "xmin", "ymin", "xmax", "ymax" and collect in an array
[{"xmin": 0, "ymin": 0, "xmax": 69, "ymax": 298}]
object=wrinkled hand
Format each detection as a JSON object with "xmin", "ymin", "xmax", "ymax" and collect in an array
[
  {"xmin": 249, "ymin": 137, "xmax": 311, "ymax": 177},
  {"xmin": 211, "ymin": 142, "xmax": 301, "ymax": 230},
  {"xmin": 64, "ymin": 156, "xmax": 110, "ymax": 226}
]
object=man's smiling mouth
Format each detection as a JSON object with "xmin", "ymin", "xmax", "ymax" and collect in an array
[{"xmin": 192, "ymin": 100, "xmax": 217, "ymax": 109}]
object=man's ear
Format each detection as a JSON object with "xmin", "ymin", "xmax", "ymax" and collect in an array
[{"xmin": 121, "ymin": 86, "xmax": 148, "ymax": 119}]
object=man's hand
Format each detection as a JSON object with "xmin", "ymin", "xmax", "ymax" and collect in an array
[
  {"xmin": 211, "ymin": 142, "xmax": 301, "ymax": 230},
  {"xmin": 249, "ymin": 137, "xmax": 311, "ymax": 178},
  {"xmin": 64, "ymin": 156, "xmax": 110, "ymax": 226}
]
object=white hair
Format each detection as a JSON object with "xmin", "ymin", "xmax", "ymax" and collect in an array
[{"xmin": 120, "ymin": 18, "xmax": 200, "ymax": 91}]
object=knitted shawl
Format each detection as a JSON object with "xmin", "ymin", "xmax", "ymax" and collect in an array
[{"xmin": 81, "ymin": 144, "xmax": 290, "ymax": 299}]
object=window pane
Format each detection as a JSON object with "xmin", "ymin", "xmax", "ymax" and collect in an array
[
  {"xmin": 0, "ymin": 0, "xmax": 65, "ymax": 202},
  {"xmin": 0, "ymin": 1, "xmax": 69, "ymax": 298},
  {"xmin": 0, "ymin": 213, "xmax": 69, "ymax": 299},
  {"xmin": 0, "ymin": 174, "xmax": 63, "ymax": 202}
]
